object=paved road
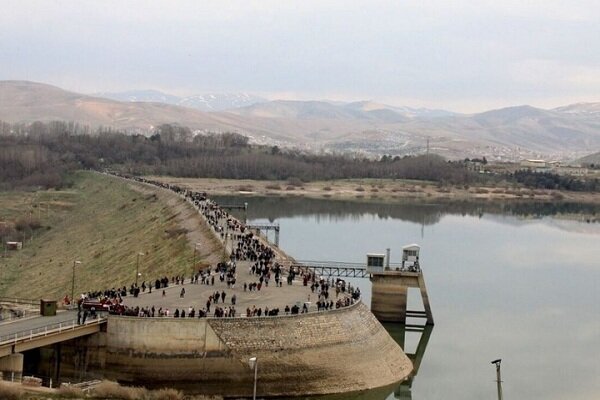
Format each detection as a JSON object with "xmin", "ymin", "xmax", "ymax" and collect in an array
[
  {"xmin": 0, "ymin": 310, "xmax": 79, "ymax": 341},
  {"xmin": 122, "ymin": 193, "xmax": 347, "ymax": 316},
  {"xmin": 123, "ymin": 258, "xmax": 323, "ymax": 315}
]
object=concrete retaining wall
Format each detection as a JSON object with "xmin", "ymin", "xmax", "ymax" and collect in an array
[{"xmin": 103, "ymin": 302, "xmax": 412, "ymax": 397}]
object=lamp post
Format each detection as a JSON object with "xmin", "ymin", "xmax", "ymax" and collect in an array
[
  {"xmin": 491, "ymin": 359, "xmax": 503, "ymax": 400},
  {"xmin": 71, "ymin": 260, "xmax": 81, "ymax": 304},
  {"xmin": 135, "ymin": 252, "xmax": 144, "ymax": 286},
  {"xmin": 192, "ymin": 242, "xmax": 201, "ymax": 273},
  {"xmin": 249, "ymin": 357, "xmax": 257, "ymax": 400}
]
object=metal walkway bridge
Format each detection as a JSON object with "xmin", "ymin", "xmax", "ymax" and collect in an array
[
  {"xmin": 247, "ymin": 223, "xmax": 280, "ymax": 246},
  {"xmin": 292, "ymin": 260, "xmax": 406, "ymax": 278}
]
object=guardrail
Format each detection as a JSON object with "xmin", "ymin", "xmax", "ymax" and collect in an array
[
  {"xmin": 0, "ymin": 297, "xmax": 40, "ymax": 306},
  {"xmin": 113, "ymin": 298, "xmax": 363, "ymax": 321},
  {"xmin": 0, "ymin": 308, "xmax": 37, "ymax": 322},
  {"xmin": 0, "ymin": 317, "xmax": 107, "ymax": 346}
]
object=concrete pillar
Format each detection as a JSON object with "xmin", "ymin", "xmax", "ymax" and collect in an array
[
  {"xmin": 417, "ymin": 275, "xmax": 434, "ymax": 325},
  {"xmin": 370, "ymin": 275, "xmax": 408, "ymax": 323},
  {"xmin": 0, "ymin": 353, "xmax": 24, "ymax": 382},
  {"xmin": 370, "ymin": 271, "xmax": 434, "ymax": 325}
]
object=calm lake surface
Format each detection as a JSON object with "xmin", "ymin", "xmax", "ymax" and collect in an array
[{"xmin": 215, "ymin": 196, "xmax": 600, "ymax": 400}]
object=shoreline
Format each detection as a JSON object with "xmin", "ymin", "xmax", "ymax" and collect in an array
[{"xmin": 145, "ymin": 176, "xmax": 600, "ymax": 205}]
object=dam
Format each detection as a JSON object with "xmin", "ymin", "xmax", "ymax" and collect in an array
[{"xmin": 0, "ymin": 172, "xmax": 432, "ymax": 397}]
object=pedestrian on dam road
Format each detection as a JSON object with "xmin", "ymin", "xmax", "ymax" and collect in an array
[{"xmin": 92, "ymin": 174, "xmax": 362, "ymax": 319}]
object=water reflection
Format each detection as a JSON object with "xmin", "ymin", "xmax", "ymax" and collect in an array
[
  {"xmin": 214, "ymin": 195, "xmax": 600, "ymax": 399},
  {"xmin": 384, "ymin": 324, "xmax": 434, "ymax": 400},
  {"xmin": 213, "ymin": 195, "xmax": 600, "ymax": 226}
]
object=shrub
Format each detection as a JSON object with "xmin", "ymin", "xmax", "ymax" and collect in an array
[
  {"xmin": 265, "ymin": 184, "xmax": 281, "ymax": 190},
  {"xmin": 0, "ymin": 381, "xmax": 23, "ymax": 400},
  {"xmin": 14, "ymin": 218, "xmax": 42, "ymax": 232},
  {"xmin": 355, "ymin": 186, "xmax": 365, "ymax": 192},
  {"xmin": 91, "ymin": 380, "xmax": 148, "ymax": 400},
  {"xmin": 286, "ymin": 177, "xmax": 303, "ymax": 187},
  {"xmin": 322, "ymin": 186, "xmax": 332, "ymax": 191},
  {"xmin": 151, "ymin": 388, "xmax": 184, "ymax": 400},
  {"xmin": 58, "ymin": 384, "xmax": 85, "ymax": 398}
]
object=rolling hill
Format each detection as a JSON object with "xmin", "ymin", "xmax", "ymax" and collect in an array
[
  {"xmin": 576, "ymin": 151, "xmax": 600, "ymax": 165},
  {"xmin": 95, "ymin": 89, "xmax": 267, "ymax": 112},
  {"xmin": 1, "ymin": 80, "xmax": 599, "ymax": 160}
]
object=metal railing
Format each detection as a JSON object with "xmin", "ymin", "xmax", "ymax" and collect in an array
[
  {"xmin": 0, "ymin": 308, "xmax": 37, "ymax": 322},
  {"xmin": 0, "ymin": 317, "xmax": 107, "ymax": 346},
  {"xmin": 0, "ymin": 297, "xmax": 39, "ymax": 306},
  {"xmin": 296, "ymin": 259, "xmax": 403, "ymax": 269}
]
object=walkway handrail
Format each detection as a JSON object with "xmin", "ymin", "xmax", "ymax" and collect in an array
[
  {"xmin": 0, "ymin": 297, "xmax": 40, "ymax": 306},
  {"xmin": 0, "ymin": 317, "xmax": 107, "ymax": 346},
  {"xmin": 111, "ymin": 298, "xmax": 363, "ymax": 322},
  {"xmin": 295, "ymin": 260, "xmax": 403, "ymax": 269},
  {"xmin": 247, "ymin": 223, "xmax": 280, "ymax": 230}
]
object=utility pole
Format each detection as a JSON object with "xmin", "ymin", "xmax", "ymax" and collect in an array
[
  {"xmin": 135, "ymin": 252, "xmax": 144, "ymax": 286},
  {"xmin": 249, "ymin": 357, "xmax": 258, "ymax": 400},
  {"xmin": 491, "ymin": 359, "xmax": 503, "ymax": 400},
  {"xmin": 71, "ymin": 260, "xmax": 81, "ymax": 304},
  {"xmin": 192, "ymin": 242, "xmax": 201, "ymax": 274}
]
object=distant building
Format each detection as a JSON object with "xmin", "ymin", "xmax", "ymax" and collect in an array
[
  {"xmin": 6, "ymin": 241, "xmax": 23, "ymax": 250},
  {"xmin": 465, "ymin": 160, "xmax": 486, "ymax": 173},
  {"xmin": 555, "ymin": 165, "xmax": 589, "ymax": 177},
  {"xmin": 520, "ymin": 159, "xmax": 551, "ymax": 172},
  {"xmin": 519, "ymin": 160, "xmax": 590, "ymax": 176}
]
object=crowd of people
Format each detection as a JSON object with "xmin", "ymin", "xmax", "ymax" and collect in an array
[{"xmin": 82, "ymin": 172, "xmax": 362, "ymax": 320}]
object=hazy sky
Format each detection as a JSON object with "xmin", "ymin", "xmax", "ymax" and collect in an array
[{"xmin": 1, "ymin": 1, "xmax": 599, "ymax": 112}]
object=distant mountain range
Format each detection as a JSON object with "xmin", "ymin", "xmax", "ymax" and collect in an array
[
  {"xmin": 1, "ymin": 80, "xmax": 599, "ymax": 161},
  {"xmin": 94, "ymin": 90, "xmax": 267, "ymax": 112},
  {"xmin": 227, "ymin": 99, "xmax": 456, "ymax": 120}
]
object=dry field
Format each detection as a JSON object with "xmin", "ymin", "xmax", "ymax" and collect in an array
[{"xmin": 145, "ymin": 176, "xmax": 600, "ymax": 204}]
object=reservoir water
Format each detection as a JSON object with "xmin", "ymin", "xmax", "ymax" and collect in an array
[{"xmin": 215, "ymin": 196, "xmax": 600, "ymax": 400}]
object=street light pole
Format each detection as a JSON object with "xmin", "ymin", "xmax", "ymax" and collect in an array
[
  {"xmin": 192, "ymin": 242, "xmax": 201, "ymax": 274},
  {"xmin": 249, "ymin": 357, "xmax": 257, "ymax": 400},
  {"xmin": 491, "ymin": 359, "xmax": 503, "ymax": 400},
  {"xmin": 71, "ymin": 260, "xmax": 81, "ymax": 304},
  {"xmin": 135, "ymin": 252, "xmax": 144, "ymax": 286}
]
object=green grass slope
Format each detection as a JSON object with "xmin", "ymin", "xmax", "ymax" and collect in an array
[{"xmin": 0, "ymin": 171, "xmax": 221, "ymax": 300}]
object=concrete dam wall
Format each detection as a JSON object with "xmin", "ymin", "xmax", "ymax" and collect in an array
[{"xmin": 103, "ymin": 301, "xmax": 412, "ymax": 397}]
